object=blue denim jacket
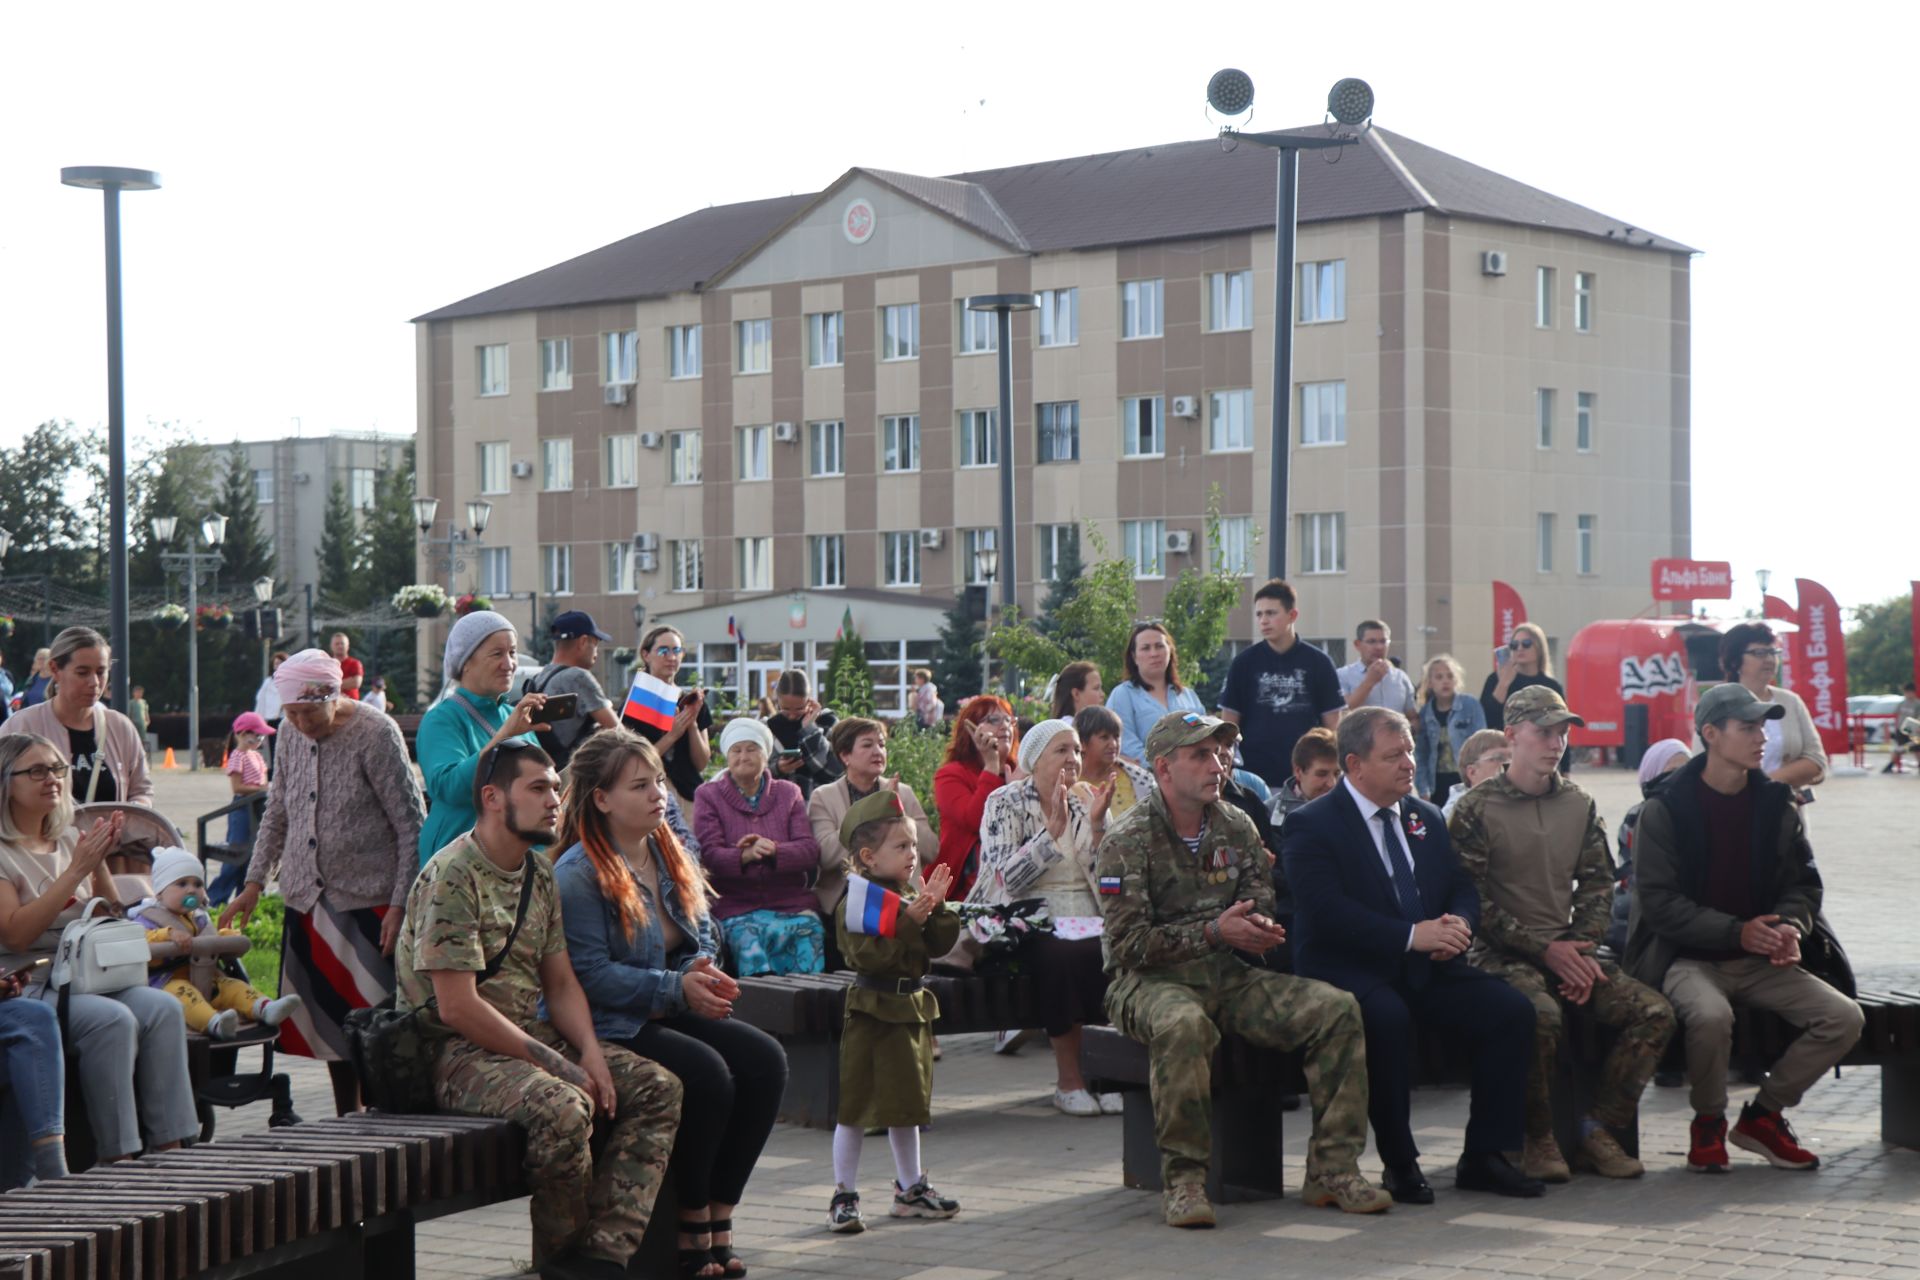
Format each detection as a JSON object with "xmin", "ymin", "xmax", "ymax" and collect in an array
[
  {"xmin": 1414, "ymin": 695, "xmax": 1488, "ymax": 798},
  {"xmin": 554, "ymin": 837, "xmax": 718, "ymax": 1042}
]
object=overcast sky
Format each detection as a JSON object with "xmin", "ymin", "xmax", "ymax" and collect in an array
[{"xmin": 3, "ymin": 1, "xmax": 1911, "ymax": 616}]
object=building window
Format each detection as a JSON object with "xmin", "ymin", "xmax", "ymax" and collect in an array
[
  {"xmin": 478, "ymin": 442, "xmax": 510, "ymax": 494},
  {"xmin": 736, "ymin": 319, "xmax": 771, "ymax": 375},
  {"xmin": 737, "ymin": 425, "xmax": 771, "ymax": 482},
  {"xmin": 1534, "ymin": 267, "xmax": 1556, "ymax": 329},
  {"xmin": 477, "ymin": 344, "xmax": 508, "ymax": 397},
  {"xmin": 1576, "ymin": 392, "xmax": 1595, "ymax": 452},
  {"xmin": 881, "ymin": 304, "xmax": 919, "ymax": 361},
  {"xmin": 541, "ymin": 439, "xmax": 573, "ymax": 491},
  {"xmin": 807, "ymin": 312, "xmax": 843, "ymax": 368},
  {"xmin": 542, "ymin": 544, "xmax": 574, "ymax": 596},
  {"xmin": 808, "ymin": 420, "xmax": 844, "ymax": 477},
  {"xmin": 1039, "ymin": 523, "xmax": 1079, "ymax": 582},
  {"xmin": 882, "ymin": 415, "xmax": 920, "ymax": 473},
  {"xmin": 1537, "ymin": 388, "xmax": 1556, "ymax": 449},
  {"xmin": 1574, "ymin": 272, "xmax": 1595, "ymax": 333},
  {"xmin": 958, "ymin": 409, "xmax": 998, "ymax": 468},
  {"xmin": 349, "ymin": 468, "xmax": 377, "ymax": 511},
  {"xmin": 1121, "ymin": 279, "xmax": 1164, "ymax": 339},
  {"xmin": 956, "ymin": 304, "xmax": 999, "ymax": 356},
  {"xmin": 1209, "ymin": 389, "xmax": 1254, "ymax": 452},
  {"xmin": 539, "ymin": 338, "xmax": 571, "ymax": 391},
  {"xmin": 1122, "ymin": 519, "xmax": 1165, "ymax": 579},
  {"xmin": 670, "ymin": 540, "xmax": 704, "ymax": 592},
  {"xmin": 603, "ymin": 434, "xmax": 639, "ymax": 489},
  {"xmin": 1216, "ymin": 516, "xmax": 1253, "ymax": 576},
  {"xmin": 606, "ymin": 542, "xmax": 637, "ymax": 594},
  {"xmin": 882, "ymin": 532, "xmax": 920, "ymax": 587},
  {"xmin": 1122, "ymin": 396, "xmax": 1164, "ymax": 458},
  {"xmin": 478, "ymin": 547, "xmax": 511, "ymax": 595},
  {"xmin": 962, "ymin": 528, "xmax": 998, "ymax": 585},
  {"xmin": 1300, "ymin": 381, "xmax": 1347, "ymax": 446},
  {"xmin": 809, "ymin": 535, "xmax": 845, "ymax": 588},
  {"xmin": 1298, "ymin": 512, "xmax": 1346, "ymax": 575},
  {"xmin": 1206, "ymin": 270, "xmax": 1253, "ymax": 331},
  {"xmin": 1299, "ymin": 259, "xmax": 1346, "ymax": 323},
  {"xmin": 737, "ymin": 537, "xmax": 772, "ymax": 592},
  {"xmin": 1577, "ymin": 514, "xmax": 1596, "ymax": 575},
  {"xmin": 253, "ymin": 469, "xmax": 274, "ymax": 505},
  {"xmin": 1537, "ymin": 513, "xmax": 1556, "ymax": 573},
  {"xmin": 668, "ymin": 325, "xmax": 701, "ymax": 379},
  {"xmin": 1037, "ymin": 401, "xmax": 1080, "ymax": 463},
  {"xmin": 667, "ymin": 431, "xmax": 701, "ymax": 486},
  {"xmin": 1037, "ymin": 288, "xmax": 1078, "ymax": 347},
  {"xmin": 604, "ymin": 330, "xmax": 638, "ymax": 385}
]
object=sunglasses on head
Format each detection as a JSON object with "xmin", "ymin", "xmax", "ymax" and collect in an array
[{"xmin": 479, "ymin": 739, "xmax": 541, "ymax": 790}]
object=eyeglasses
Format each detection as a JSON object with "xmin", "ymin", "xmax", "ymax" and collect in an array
[
  {"xmin": 981, "ymin": 712, "xmax": 1012, "ymax": 727},
  {"xmin": 1511, "ymin": 637, "xmax": 1535, "ymax": 649},
  {"xmin": 16, "ymin": 763, "xmax": 70, "ymax": 783},
  {"xmin": 651, "ymin": 646, "xmax": 685, "ymax": 657},
  {"xmin": 1744, "ymin": 647, "xmax": 1781, "ymax": 659}
]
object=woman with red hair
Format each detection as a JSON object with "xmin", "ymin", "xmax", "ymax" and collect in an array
[
  {"xmin": 931, "ymin": 696, "xmax": 1017, "ymax": 897},
  {"xmin": 555, "ymin": 729, "xmax": 785, "ymax": 1280}
]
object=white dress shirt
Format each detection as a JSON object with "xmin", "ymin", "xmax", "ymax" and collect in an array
[{"xmin": 1342, "ymin": 777, "xmax": 1417, "ymax": 951}]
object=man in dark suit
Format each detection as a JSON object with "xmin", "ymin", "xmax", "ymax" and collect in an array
[{"xmin": 1283, "ymin": 706, "xmax": 1541, "ymax": 1202}]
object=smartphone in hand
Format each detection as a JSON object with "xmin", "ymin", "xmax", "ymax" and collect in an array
[
  {"xmin": 529, "ymin": 693, "xmax": 579, "ymax": 724},
  {"xmin": 1494, "ymin": 645, "xmax": 1511, "ymax": 668}
]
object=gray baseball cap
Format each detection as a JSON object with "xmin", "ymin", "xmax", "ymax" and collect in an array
[{"xmin": 1694, "ymin": 682, "xmax": 1787, "ymax": 732}]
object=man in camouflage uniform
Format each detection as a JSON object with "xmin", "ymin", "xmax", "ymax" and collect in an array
[
  {"xmin": 396, "ymin": 740, "xmax": 682, "ymax": 1280},
  {"xmin": 1450, "ymin": 686, "xmax": 1675, "ymax": 1182},
  {"xmin": 1099, "ymin": 711, "xmax": 1388, "ymax": 1228}
]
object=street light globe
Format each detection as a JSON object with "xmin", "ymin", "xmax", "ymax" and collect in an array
[
  {"xmin": 412, "ymin": 495, "xmax": 440, "ymax": 533},
  {"xmin": 975, "ymin": 546, "xmax": 1000, "ymax": 582},
  {"xmin": 253, "ymin": 576, "xmax": 275, "ymax": 604},
  {"xmin": 1327, "ymin": 78, "xmax": 1375, "ymax": 126},
  {"xmin": 467, "ymin": 499, "xmax": 494, "ymax": 536},
  {"xmin": 201, "ymin": 512, "xmax": 228, "ymax": 547},
  {"xmin": 151, "ymin": 515, "xmax": 178, "ymax": 544},
  {"xmin": 1207, "ymin": 68, "xmax": 1255, "ymax": 117}
]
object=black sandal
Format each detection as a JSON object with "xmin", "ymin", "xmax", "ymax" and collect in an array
[
  {"xmin": 707, "ymin": 1219, "xmax": 745, "ymax": 1278},
  {"xmin": 677, "ymin": 1219, "xmax": 721, "ymax": 1279}
]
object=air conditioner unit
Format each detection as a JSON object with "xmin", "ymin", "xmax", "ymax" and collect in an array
[
  {"xmin": 292, "ymin": 471, "xmax": 311, "ymax": 485},
  {"xmin": 604, "ymin": 383, "xmax": 631, "ymax": 406},
  {"xmin": 1481, "ymin": 250, "xmax": 1508, "ymax": 277},
  {"xmin": 634, "ymin": 532, "xmax": 660, "ymax": 553},
  {"xmin": 918, "ymin": 528, "xmax": 944, "ymax": 550},
  {"xmin": 772, "ymin": 421, "xmax": 798, "ymax": 443},
  {"xmin": 638, "ymin": 431, "xmax": 663, "ymax": 449},
  {"xmin": 636, "ymin": 550, "xmax": 659, "ymax": 573},
  {"xmin": 510, "ymin": 459, "xmax": 533, "ymax": 479},
  {"xmin": 1170, "ymin": 395, "xmax": 1199, "ymax": 419},
  {"xmin": 1163, "ymin": 529, "xmax": 1193, "ymax": 555}
]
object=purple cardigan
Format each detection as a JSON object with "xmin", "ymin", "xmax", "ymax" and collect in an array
[{"xmin": 693, "ymin": 772, "xmax": 822, "ymax": 921}]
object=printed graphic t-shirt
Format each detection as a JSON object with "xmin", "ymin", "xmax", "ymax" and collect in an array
[{"xmin": 1220, "ymin": 638, "xmax": 1343, "ymax": 788}]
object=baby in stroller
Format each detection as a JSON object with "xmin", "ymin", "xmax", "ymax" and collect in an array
[{"xmin": 130, "ymin": 846, "xmax": 302, "ymax": 1040}]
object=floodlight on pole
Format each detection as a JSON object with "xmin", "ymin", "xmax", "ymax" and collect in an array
[
  {"xmin": 412, "ymin": 495, "xmax": 440, "ymax": 533},
  {"xmin": 1327, "ymin": 78, "xmax": 1375, "ymax": 126},
  {"xmin": 1206, "ymin": 68, "xmax": 1255, "ymax": 117}
]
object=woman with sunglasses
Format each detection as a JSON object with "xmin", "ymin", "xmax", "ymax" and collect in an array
[
  {"xmin": 1479, "ymin": 622, "xmax": 1571, "ymax": 773},
  {"xmin": 1105, "ymin": 623, "xmax": 1205, "ymax": 763},
  {"xmin": 1716, "ymin": 623, "xmax": 1827, "ymax": 800},
  {"xmin": 627, "ymin": 628, "xmax": 712, "ymax": 807},
  {"xmin": 931, "ymin": 696, "xmax": 1018, "ymax": 898}
]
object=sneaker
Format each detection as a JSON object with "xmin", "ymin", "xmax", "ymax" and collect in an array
[
  {"xmin": 891, "ymin": 1176, "xmax": 960, "ymax": 1219},
  {"xmin": 993, "ymin": 1028, "xmax": 1037, "ymax": 1055},
  {"xmin": 826, "ymin": 1189, "xmax": 865, "ymax": 1233},
  {"xmin": 206, "ymin": 1009, "xmax": 241, "ymax": 1041},
  {"xmin": 1573, "ymin": 1127, "xmax": 1644, "ymax": 1178},
  {"xmin": 1096, "ymin": 1092, "xmax": 1126, "ymax": 1115},
  {"xmin": 1299, "ymin": 1169, "xmax": 1392, "ymax": 1214},
  {"xmin": 1688, "ymin": 1113, "xmax": 1730, "ymax": 1174},
  {"xmin": 1730, "ymin": 1101, "xmax": 1820, "ymax": 1170},
  {"xmin": 1053, "ymin": 1088, "xmax": 1101, "ymax": 1117},
  {"xmin": 1522, "ymin": 1133, "xmax": 1571, "ymax": 1183},
  {"xmin": 1162, "ymin": 1180, "xmax": 1216, "ymax": 1229},
  {"xmin": 256, "ymin": 995, "xmax": 304, "ymax": 1027}
]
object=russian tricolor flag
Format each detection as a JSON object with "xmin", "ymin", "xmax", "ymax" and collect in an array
[
  {"xmin": 623, "ymin": 671, "xmax": 680, "ymax": 733},
  {"xmin": 844, "ymin": 874, "xmax": 902, "ymax": 938}
]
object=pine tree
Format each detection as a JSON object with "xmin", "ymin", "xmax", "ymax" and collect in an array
[
  {"xmin": 931, "ymin": 595, "xmax": 984, "ymax": 702},
  {"xmin": 1036, "ymin": 526, "xmax": 1089, "ymax": 654},
  {"xmin": 822, "ymin": 628, "xmax": 876, "ymax": 717},
  {"xmin": 358, "ymin": 450, "xmax": 422, "ymax": 708},
  {"xmin": 316, "ymin": 481, "xmax": 359, "ymax": 605},
  {"xmin": 216, "ymin": 444, "xmax": 275, "ymax": 587}
]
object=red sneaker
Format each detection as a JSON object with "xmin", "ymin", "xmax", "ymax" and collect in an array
[
  {"xmin": 1688, "ymin": 1113, "xmax": 1730, "ymax": 1174},
  {"xmin": 1730, "ymin": 1101, "xmax": 1820, "ymax": 1170}
]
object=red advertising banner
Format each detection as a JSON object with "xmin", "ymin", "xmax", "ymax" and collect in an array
[
  {"xmin": 1763, "ymin": 594, "xmax": 1798, "ymax": 691},
  {"xmin": 1652, "ymin": 558, "xmax": 1734, "ymax": 601},
  {"xmin": 1794, "ymin": 578, "xmax": 1850, "ymax": 755},
  {"xmin": 1492, "ymin": 580, "xmax": 1527, "ymax": 647}
]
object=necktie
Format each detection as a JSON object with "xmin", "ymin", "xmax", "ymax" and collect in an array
[{"xmin": 1376, "ymin": 808, "xmax": 1423, "ymax": 921}]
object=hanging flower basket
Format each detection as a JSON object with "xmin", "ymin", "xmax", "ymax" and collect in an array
[
  {"xmin": 197, "ymin": 604, "xmax": 232, "ymax": 631},
  {"xmin": 392, "ymin": 583, "xmax": 450, "ymax": 619},
  {"xmin": 454, "ymin": 593, "xmax": 493, "ymax": 617},
  {"xmin": 611, "ymin": 646, "xmax": 637, "ymax": 666},
  {"xmin": 152, "ymin": 604, "xmax": 189, "ymax": 633}
]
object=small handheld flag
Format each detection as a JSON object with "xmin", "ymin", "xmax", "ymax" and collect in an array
[
  {"xmin": 844, "ymin": 874, "xmax": 903, "ymax": 938},
  {"xmin": 623, "ymin": 671, "xmax": 681, "ymax": 733}
]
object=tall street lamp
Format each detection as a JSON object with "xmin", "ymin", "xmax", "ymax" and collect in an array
[
  {"xmin": 413, "ymin": 495, "xmax": 494, "ymax": 595},
  {"xmin": 1204, "ymin": 72, "xmax": 1373, "ymax": 578},
  {"xmin": 973, "ymin": 545, "xmax": 1000, "ymax": 695},
  {"xmin": 62, "ymin": 165, "xmax": 161, "ymax": 714},
  {"xmin": 964, "ymin": 292, "xmax": 1037, "ymax": 695},
  {"xmin": 252, "ymin": 576, "xmax": 276, "ymax": 683},
  {"xmin": 154, "ymin": 512, "xmax": 227, "ymax": 771}
]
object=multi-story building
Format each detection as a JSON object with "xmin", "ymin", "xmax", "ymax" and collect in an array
[
  {"xmin": 412, "ymin": 127, "xmax": 1693, "ymax": 712},
  {"xmin": 244, "ymin": 432, "xmax": 413, "ymax": 602}
]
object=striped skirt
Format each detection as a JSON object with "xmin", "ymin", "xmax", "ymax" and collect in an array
[{"xmin": 276, "ymin": 900, "xmax": 394, "ymax": 1062}]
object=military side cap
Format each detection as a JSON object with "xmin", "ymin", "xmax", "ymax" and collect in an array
[
  {"xmin": 1505, "ymin": 684, "xmax": 1584, "ymax": 728},
  {"xmin": 1694, "ymin": 682, "xmax": 1787, "ymax": 732},
  {"xmin": 1143, "ymin": 710, "xmax": 1239, "ymax": 763},
  {"xmin": 840, "ymin": 787, "xmax": 909, "ymax": 851}
]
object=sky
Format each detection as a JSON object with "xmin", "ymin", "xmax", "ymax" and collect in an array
[{"xmin": 3, "ymin": 1, "xmax": 1913, "ymax": 617}]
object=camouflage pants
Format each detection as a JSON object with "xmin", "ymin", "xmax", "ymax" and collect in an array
[
  {"xmin": 436, "ymin": 1022, "xmax": 683, "ymax": 1263},
  {"xmin": 1107, "ymin": 955, "xmax": 1368, "ymax": 1187},
  {"xmin": 1478, "ymin": 954, "xmax": 1675, "ymax": 1137}
]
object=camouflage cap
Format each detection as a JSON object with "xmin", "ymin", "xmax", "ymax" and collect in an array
[
  {"xmin": 1143, "ymin": 710, "xmax": 1239, "ymax": 763},
  {"xmin": 840, "ymin": 786, "xmax": 909, "ymax": 851},
  {"xmin": 1693, "ymin": 682, "xmax": 1787, "ymax": 732},
  {"xmin": 1504, "ymin": 684, "xmax": 1585, "ymax": 728}
]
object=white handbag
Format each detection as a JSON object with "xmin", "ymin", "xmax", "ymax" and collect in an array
[{"xmin": 51, "ymin": 898, "xmax": 151, "ymax": 996}]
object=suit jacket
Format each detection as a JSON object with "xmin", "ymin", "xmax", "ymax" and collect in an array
[{"xmin": 1281, "ymin": 783, "xmax": 1482, "ymax": 999}]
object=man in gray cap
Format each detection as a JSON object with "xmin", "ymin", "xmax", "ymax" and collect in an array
[
  {"xmin": 1098, "ymin": 711, "xmax": 1387, "ymax": 1228},
  {"xmin": 1624, "ymin": 683, "xmax": 1863, "ymax": 1174}
]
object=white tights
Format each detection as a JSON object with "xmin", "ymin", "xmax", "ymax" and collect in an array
[{"xmin": 832, "ymin": 1123, "xmax": 922, "ymax": 1192}]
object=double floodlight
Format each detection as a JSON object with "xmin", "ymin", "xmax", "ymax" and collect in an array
[{"xmin": 1206, "ymin": 69, "xmax": 1375, "ymax": 130}]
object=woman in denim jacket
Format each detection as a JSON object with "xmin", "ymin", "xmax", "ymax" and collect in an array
[
  {"xmin": 1414, "ymin": 654, "xmax": 1488, "ymax": 805},
  {"xmin": 555, "ymin": 730, "xmax": 787, "ymax": 1280}
]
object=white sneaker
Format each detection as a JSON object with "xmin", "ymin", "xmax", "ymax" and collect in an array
[
  {"xmin": 257, "ymin": 995, "xmax": 304, "ymax": 1027},
  {"xmin": 1054, "ymin": 1088, "xmax": 1101, "ymax": 1117},
  {"xmin": 994, "ymin": 1028, "xmax": 1036, "ymax": 1055},
  {"xmin": 206, "ymin": 1009, "xmax": 240, "ymax": 1040},
  {"xmin": 1097, "ymin": 1092, "xmax": 1126, "ymax": 1115}
]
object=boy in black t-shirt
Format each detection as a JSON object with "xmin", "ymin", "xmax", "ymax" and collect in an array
[{"xmin": 1219, "ymin": 579, "xmax": 1344, "ymax": 789}]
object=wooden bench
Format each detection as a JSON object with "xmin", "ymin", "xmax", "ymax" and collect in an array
[{"xmin": 1736, "ymin": 986, "xmax": 1920, "ymax": 1147}]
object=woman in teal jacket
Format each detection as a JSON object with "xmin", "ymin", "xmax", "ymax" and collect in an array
[{"xmin": 414, "ymin": 611, "xmax": 546, "ymax": 865}]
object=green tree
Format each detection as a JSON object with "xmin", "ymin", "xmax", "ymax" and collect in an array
[
  {"xmin": 127, "ymin": 440, "xmax": 219, "ymax": 714},
  {"xmin": 357, "ymin": 449, "xmax": 422, "ymax": 708},
  {"xmin": 1846, "ymin": 591, "xmax": 1915, "ymax": 695},
  {"xmin": 990, "ymin": 521, "xmax": 1139, "ymax": 695},
  {"xmin": 1161, "ymin": 498, "xmax": 1260, "ymax": 707},
  {"xmin": 0, "ymin": 421, "xmax": 96, "ymax": 586},
  {"xmin": 1035, "ymin": 526, "xmax": 1093, "ymax": 655},
  {"xmin": 316, "ymin": 481, "xmax": 358, "ymax": 604},
  {"xmin": 215, "ymin": 444, "xmax": 275, "ymax": 587},
  {"xmin": 822, "ymin": 628, "xmax": 876, "ymax": 717},
  {"xmin": 931, "ymin": 594, "xmax": 985, "ymax": 703}
]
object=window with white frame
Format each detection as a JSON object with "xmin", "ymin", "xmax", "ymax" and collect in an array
[
  {"xmin": 957, "ymin": 304, "xmax": 998, "ymax": 355},
  {"xmin": 1300, "ymin": 381, "xmax": 1347, "ymax": 445},
  {"xmin": 539, "ymin": 338, "xmax": 571, "ymax": 391},
  {"xmin": 542, "ymin": 544, "xmax": 574, "ymax": 595},
  {"xmin": 737, "ymin": 425, "xmax": 771, "ymax": 482},
  {"xmin": 1537, "ymin": 388, "xmax": 1556, "ymax": 449},
  {"xmin": 253, "ymin": 469, "xmax": 274, "ymax": 505},
  {"xmin": 882, "ymin": 415, "xmax": 920, "ymax": 472},
  {"xmin": 882, "ymin": 532, "xmax": 920, "ymax": 587},
  {"xmin": 808, "ymin": 420, "xmax": 844, "ymax": 477},
  {"xmin": 1037, "ymin": 401, "xmax": 1079, "ymax": 463},
  {"xmin": 1206, "ymin": 270, "xmax": 1253, "ymax": 331},
  {"xmin": 1298, "ymin": 512, "xmax": 1345, "ymax": 575},
  {"xmin": 1037, "ymin": 288, "xmax": 1078, "ymax": 347},
  {"xmin": 807, "ymin": 312, "xmax": 843, "ymax": 367},
  {"xmin": 737, "ymin": 537, "xmax": 772, "ymax": 591},
  {"xmin": 736, "ymin": 319, "xmax": 771, "ymax": 375},
  {"xmin": 1577, "ymin": 514, "xmax": 1596, "ymax": 575},
  {"xmin": 1039, "ymin": 523, "xmax": 1079, "ymax": 582},
  {"xmin": 477, "ymin": 344, "xmax": 508, "ymax": 396},
  {"xmin": 604, "ymin": 330, "xmax": 638, "ymax": 384},
  {"xmin": 667, "ymin": 325, "xmax": 701, "ymax": 379},
  {"xmin": 857, "ymin": 638, "xmax": 940, "ymax": 717},
  {"xmin": 670, "ymin": 539, "xmax": 703, "ymax": 592},
  {"xmin": 1122, "ymin": 519, "xmax": 1165, "ymax": 579},
  {"xmin": 1535, "ymin": 267, "xmax": 1556, "ymax": 329},
  {"xmin": 1537, "ymin": 513, "xmax": 1556, "ymax": 572},
  {"xmin": 809, "ymin": 534, "xmax": 845, "ymax": 588},
  {"xmin": 478, "ymin": 442, "xmax": 510, "ymax": 494},
  {"xmin": 478, "ymin": 546, "xmax": 511, "ymax": 595},
  {"xmin": 1122, "ymin": 396, "xmax": 1164, "ymax": 457},
  {"xmin": 1121, "ymin": 279, "xmax": 1164, "ymax": 339},
  {"xmin": 541, "ymin": 439, "xmax": 573, "ymax": 491},
  {"xmin": 667, "ymin": 431, "xmax": 701, "ymax": 485},
  {"xmin": 1209, "ymin": 389, "xmax": 1253, "ymax": 452},
  {"xmin": 1299, "ymin": 259, "xmax": 1347, "ymax": 323},
  {"xmin": 1576, "ymin": 392, "xmax": 1595, "ymax": 452},
  {"xmin": 606, "ymin": 541, "xmax": 637, "ymax": 594},
  {"xmin": 881, "ymin": 304, "xmax": 919, "ymax": 361},
  {"xmin": 1574, "ymin": 272, "xmax": 1595, "ymax": 333},
  {"xmin": 962, "ymin": 528, "xmax": 998, "ymax": 585},
  {"xmin": 349, "ymin": 468, "xmax": 377, "ymax": 511},
  {"xmin": 1216, "ymin": 516, "xmax": 1254, "ymax": 576},
  {"xmin": 958, "ymin": 409, "xmax": 998, "ymax": 468},
  {"xmin": 604, "ymin": 434, "xmax": 638, "ymax": 488}
]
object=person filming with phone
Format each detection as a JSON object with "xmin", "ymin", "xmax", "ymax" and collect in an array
[
  {"xmin": 526, "ymin": 612, "xmax": 622, "ymax": 777},
  {"xmin": 417, "ymin": 613, "xmax": 548, "ymax": 867},
  {"xmin": 1480, "ymin": 623, "xmax": 1570, "ymax": 775}
]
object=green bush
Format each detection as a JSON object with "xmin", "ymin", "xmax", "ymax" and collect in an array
[
  {"xmin": 883, "ymin": 718, "xmax": 948, "ymax": 834},
  {"xmin": 239, "ymin": 892, "xmax": 284, "ymax": 999}
]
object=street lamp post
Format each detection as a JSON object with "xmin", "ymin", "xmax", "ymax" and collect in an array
[
  {"xmin": 62, "ymin": 165, "xmax": 161, "ymax": 715},
  {"xmin": 252, "ymin": 576, "xmax": 276, "ymax": 683},
  {"xmin": 413, "ymin": 495, "xmax": 493, "ymax": 595},
  {"xmin": 973, "ymin": 546, "xmax": 1000, "ymax": 696},
  {"xmin": 154, "ymin": 512, "xmax": 227, "ymax": 771},
  {"xmin": 964, "ymin": 293, "xmax": 1037, "ymax": 695}
]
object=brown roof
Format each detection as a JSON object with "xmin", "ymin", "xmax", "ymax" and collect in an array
[{"xmin": 414, "ymin": 127, "xmax": 1691, "ymax": 323}]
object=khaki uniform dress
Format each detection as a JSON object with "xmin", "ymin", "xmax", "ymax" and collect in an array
[{"xmin": 834, "ymin": 878, "xmax": 962, "ymax": 1129}]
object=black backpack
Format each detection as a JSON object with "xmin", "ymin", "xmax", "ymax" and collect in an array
[{"xmin": 527, "ymin": 664, "xmax": 600, "ymax": 771}]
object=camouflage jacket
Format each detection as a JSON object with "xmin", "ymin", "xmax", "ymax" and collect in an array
[
  {"xmin": 1097, "ymin": 786, "xmax": 1274, "ymax": 977},
  {"xmin": 1448, "ymin": 771, "xmax": 1611, "ymax": 960}
]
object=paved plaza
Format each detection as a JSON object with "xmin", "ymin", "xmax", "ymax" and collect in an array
[{"xmin": 147, "ymin": 753, "xmax": 1920, "ymax": 1279}]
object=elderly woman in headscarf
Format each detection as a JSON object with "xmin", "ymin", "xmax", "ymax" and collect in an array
[
  {"xmin": 692, "ymin": 717, "xmax": 824, "ymax": 976},
  {"xmin": 1604, "ymin": 738, "xmax": 1693, "ymax": 956},
  {"xmin": 218, "ymin": 647, "xmax": 427, "ymax": 1115},
  {"xmin": 413, "ymin": 611, "xmax": 547, "ymax": 868}
]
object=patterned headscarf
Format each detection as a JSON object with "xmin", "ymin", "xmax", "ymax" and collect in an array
[{"xmin": 272, "ymin": 648, "xmax": 342, "ymax": 704}]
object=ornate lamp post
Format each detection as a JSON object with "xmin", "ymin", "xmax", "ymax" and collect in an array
[
  {"xmin": 154, "ymin": 512, "xmax": 227, "ymax": 771},
  {"xmin": 413, "ymin": 495, "xmax": 493, "ymax": 595},
  {"xmin": 973, "ymin": 545, "xmax": 1000, "ymax": 696},
  {"xmin": 252, "ymin": 575, "xmax": 276, "ymax": 682}
]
